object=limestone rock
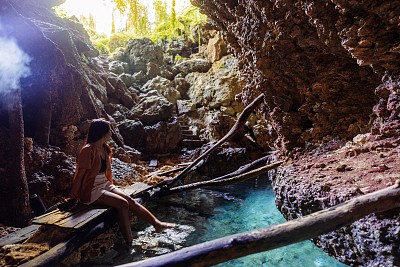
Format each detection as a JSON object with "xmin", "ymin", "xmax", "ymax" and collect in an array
[
  {"xmin": 175, "ymin": 58, "xmax": 212, "ymax": 76},
  {"xmin": 128, "ymin": 94, "xmax": 174, "ymax": 126},
  {"xmin": 123, "ymin": 38, "xmax": 164, "ymax": 74},
  {"xmin": 143, "ymin": 120, "xmax": 182, "ymax": 155},
  {"xmin": 142, "ymin": 76, "xmax": 181, "ymax": 104},
  {"xmin": 185, "ymin": 55, "xmax": 244, "ymax": 108},
  {"xmin": 206, "ymin": 32, "xmax": 228, "ymax": 62}
]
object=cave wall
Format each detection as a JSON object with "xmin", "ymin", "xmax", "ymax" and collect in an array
[
  {"xmin": 0, "ymin": 0, "xmax": 105, "ymax": 148},
  {"xmin": 192, "ymin": 0, "xmax": 399, "ymax": 152},
  {"xmin": 190, "ymin": 0, "xmax": 400, "ymax": 265}
]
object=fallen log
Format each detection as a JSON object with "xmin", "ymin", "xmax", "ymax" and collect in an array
[
  {"xmin": 163, "ymin": 161, "xmax": 282, "ymax": 196},
  {"xmin": 117, "ymin": 180, "xmax": 400, "ymax": 267},
  {"xmin": 133, "ymin": 94, "xmax": 266, "ymax": 200}
]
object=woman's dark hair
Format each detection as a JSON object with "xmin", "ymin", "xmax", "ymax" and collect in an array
[{"xmin": 86, "ymin": 119, "xmax": 112, "ymax": 154}]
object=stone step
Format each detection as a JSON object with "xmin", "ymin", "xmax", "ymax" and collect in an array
[
  {"xmin": 181, "ymin": 129, "xmax": 193, "ymax": 135},
  {"xmin": 180, "ymin": 125, "xmax": 190, "ymax": 131},
  {"xmin": 181, "ymin": 134, "xmax": 197, "ymax": 139},
  {"xmin": 180, "ymin": 139, "xmax": 207, "ymax": 149}
]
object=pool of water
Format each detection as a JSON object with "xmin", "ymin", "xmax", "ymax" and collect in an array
[{"xmin": 92, "ymin": 178, "xmax": 348, "ymax": 267}]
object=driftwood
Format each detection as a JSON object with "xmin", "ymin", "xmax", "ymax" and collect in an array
[
  {"xmin": 117, "ymin": 181, "xmax": 400, "ymax": 267},
  {"xmin": 133, "ymin": 94, "xmax": 266, "ymax": 201},
  {"xmin": 164, "ymin": 161, "xmax": 282, "ymax": 195}
]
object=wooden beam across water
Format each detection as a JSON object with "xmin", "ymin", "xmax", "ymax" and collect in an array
[{"xmin": 116, "ymin": 180, "xmax": 400, "ymax": 267}]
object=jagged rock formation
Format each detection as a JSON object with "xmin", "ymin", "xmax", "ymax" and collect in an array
[
  {"xmin": 0, "ymin": 0, "xmax": 256, "ymax": 225},
  {"xmin": 1, "ymin": 0, "xmax": 399, "ymax": 265},
  {"xmin": 192, "ymin": 0, "xmax": 400, "ymax": 266}
]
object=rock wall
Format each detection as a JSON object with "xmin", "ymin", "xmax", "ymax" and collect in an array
[
  {"xmin": 192, "ymin": 0, "xmax": 400, "ymax": 152},
  {"xmin": 192, "ymin": 0, "xmax": 400, "ymax": 266}
]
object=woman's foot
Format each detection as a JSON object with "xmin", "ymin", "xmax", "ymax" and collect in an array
[{"xmin": 154, "ymin": 222, "xmax": 176, "ymax": 233}]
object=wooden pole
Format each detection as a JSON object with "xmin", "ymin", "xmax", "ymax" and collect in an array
[
  {"xmin": 134, "ymin": 94, "xmax": 266, "ymax": 200},
  {"xmin": 166, "ymin": 94, "xmax": 266, "ymax": 186},
  {"xmin": 212, "ymin": 154, "xmax": 274, "ymax": 181},
  {"xmin": 164, "ymin": 161, "xmax": 282, "ymax": 195},
  {"xmin": 117, "ymin": 181, "xmax": 400, "ymax": 267}
]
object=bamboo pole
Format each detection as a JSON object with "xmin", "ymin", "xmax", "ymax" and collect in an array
[
  {"xmin": 164, "ymin": 161, "xmax": 282, "ymax": 195},
  {"xmin": 117, "ymin": 180, "xmax": 400, "ymax": 267}
]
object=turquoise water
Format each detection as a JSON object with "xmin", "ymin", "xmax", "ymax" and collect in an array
[
  {"xmin": 94, "ymin": 178, "xmax": 348, "ymax": 266},
  {"xmin": 182, "ymin": 180, "xmax": 348, "ymax": 267}
]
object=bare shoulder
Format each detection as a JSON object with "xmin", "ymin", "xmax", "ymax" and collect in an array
[{"xmin": 79, "ymin": 144, "xmax": 94, "ymax": 155}]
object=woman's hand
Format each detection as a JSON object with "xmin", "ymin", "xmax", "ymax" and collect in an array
[{"xmin": 58, "ymin": 198, "xmax": 78, "ymax": 211}]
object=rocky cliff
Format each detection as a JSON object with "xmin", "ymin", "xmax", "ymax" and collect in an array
[{"xmin": 192, "ymin": 0, "xmax": 400, "ymax": 266}]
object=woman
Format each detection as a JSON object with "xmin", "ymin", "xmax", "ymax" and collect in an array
[{"xmin": 70, "ymin": 118, "xmax": 175, "ymax": 245}]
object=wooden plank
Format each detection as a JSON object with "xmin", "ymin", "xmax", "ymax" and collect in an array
[
  {"xmin": 0, "ymin": 224, "xmax": 41, "ymax": 246},
  {"xmin": 32, "ymin": 204, "xmax": 108, "ymax": 229},
  {"xmin": 120, "ymin": 182, "xmax": 151, "ymax": 196},
  {"xmin": 57, "ymin": 206, "xmax": 108, "ymax": 229},
  {"xmin": 32, "ymin": 204, "xmax": 89, "ymax": 226},
  {"xmin": 32, "ymin": 208, "xmax": 59, "ymax": 221},
  {"xmin": 20, "ymin": 209, "xmax": 118, "ymax": 267},
  {"xmin": 31, "ymin": 183, "xmax": 152, "ymax": 229},
  {"xmin": 146, "ymin": 166, "xmax": 186, "ymax": 178}
]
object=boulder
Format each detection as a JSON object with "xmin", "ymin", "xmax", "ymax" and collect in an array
[
  {"xmin": 123, "ymin": 38, "xmax": 164, "ymax": 74},
  {"xmin": 117, "ymin": 119, "xmax": 146, "ymax": 151},
  {"xmin": 143, "ymin": 120, "xmax": 182, "ymax": 155},
  {"xmin": 128, "ymin": 94, "xmax": 174, "ymax": 126},
  {"xmin": 142, "ymin": 76, "xmax": 181, "ymax": 104},
  {"xmin": 175, "ymin": 58, "xmax": 212, "ymax": 76}
]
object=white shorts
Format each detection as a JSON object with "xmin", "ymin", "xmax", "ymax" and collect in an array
[{"xmin": 84, "ymin": 173, "xmax": 117, "ymax": 204}]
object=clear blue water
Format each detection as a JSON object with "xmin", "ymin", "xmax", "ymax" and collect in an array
[
  {"xmin": 95, "ymin": 178, "xmax": 348, "ymax": 266},
  {"xmin": 182, "ymin": 179, "xmax": 348, "ymax": 267}
]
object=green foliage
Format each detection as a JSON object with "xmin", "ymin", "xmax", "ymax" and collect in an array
[
  {"xmin": 113, "ymin": 0, "xmax": 129, "ymax": 13},
  {"xmin": 125, "ymin": 0, "xmax": 150, "ymax": 37},
  {"xmin": 57, "ymin": 1, "xmax": 208, "ymax": 56},
  {"xmin": 154, "ymin": 0, "xmax": 168, "ymax": 26},
  {"xmin": 92, "ymin": 37, "xmax": 111, "ymax": 55},
  {"xmin": 110, "ymin": 0, "xmax": 207, "ymax": 44},
  {"xmin": 151, "ymin": 4, "xmax": 207, "ymax": 44},
  {"xmin": 173, "ymin": 54, "xmax": 186, "ymax": 62},
  {"xmin": 80, "ymin": 53, "xmax": 89, "ymax": 63},
  {"xmin": 108, "ymin": 32, "xmax": 132, "ymax": 52},
  {"xmin": 91, "ymin": 31, "xmax": 136, "ymax": 55}
]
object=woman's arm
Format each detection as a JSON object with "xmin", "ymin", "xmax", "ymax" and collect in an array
[
  {"xmin": 69, "ymin": 168, "xmax": 87, "ymax": 199},
  {"xmin": 69, "ymin": 146, "xmax": 92, "ymax": 199}
]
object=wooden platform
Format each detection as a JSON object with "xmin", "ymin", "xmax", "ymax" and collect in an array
[
  {"xmin": 0, "ymin": 225, "xmax": 41, "ymax": 246},
  {"xmin": 31, "ymin": 182, "xmax": 151, "ymax": 229}
]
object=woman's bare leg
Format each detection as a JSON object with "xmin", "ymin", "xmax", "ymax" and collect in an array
[
  {"xmin": 94, "ymin": 191, "xmax": 133, "ymax": 245},
  {"xmin": 111, "ymin": 187, "xmax": 176, "ymax": 232}
]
